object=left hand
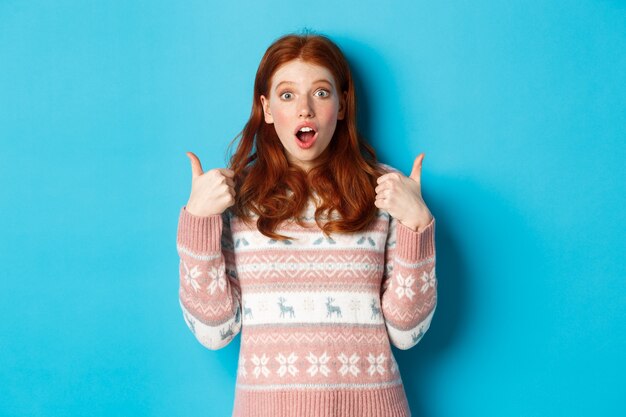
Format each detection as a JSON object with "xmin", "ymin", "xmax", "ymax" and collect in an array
[{"xmin": 374, "ymin": 153, "xmax": 434, "ymax": 232}]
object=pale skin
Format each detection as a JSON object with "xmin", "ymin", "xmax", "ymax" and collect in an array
[
  {"xmin": 185, "ymin": 153, "xmax": 236, "ymax": 217},
  {"xmin": 374, "ymin": 153, "xmax": 434, "ymax": 233},
  {"xmin": 260, "ymin": 59, "xmax": 346, "ymax": 173},
  {"xmin": 185, "ymin": 59, "xmax": 433, "ymax": 232}
]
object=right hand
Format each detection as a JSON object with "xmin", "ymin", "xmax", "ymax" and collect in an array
[{"xmin": 185, "ymin": 151, "xmax": 236, "ymax": 217}]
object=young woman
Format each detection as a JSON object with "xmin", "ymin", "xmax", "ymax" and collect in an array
[{"xmin": 177, "ymin": 30, "xmax": 436, "ymax": 417}]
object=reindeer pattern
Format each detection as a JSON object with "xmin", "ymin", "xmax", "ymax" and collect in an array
[
  {"xmin": 237, "ymin": 293, "xmax": 390, "ymax": 325},
  {"xmin": 325, "ymin": 297, "xmax": 342, "ymax": 318},
  {"xmin": 229, "ymin": 211, "xmax": 410, "ymax": 328},
  {"xmin": 277, "ymin": 297, "xmax": 296, "ymax": 318}
]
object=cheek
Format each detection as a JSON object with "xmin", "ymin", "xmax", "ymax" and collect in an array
[
  {"xmin": 319, "ymin": 102, "xmax": 340, "ymax": 124},
  {"xmin": 271, "ymin": 108, "xmax": 291, "ymax": 131}
]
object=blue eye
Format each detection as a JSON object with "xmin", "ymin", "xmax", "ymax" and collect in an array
[
  {"xmin": 280, "ymin": 92, "xmax": 293, "ymax": 100},
  {"xmin": 316, "ymin": 89, "xmax": 330, "ymax": 97}
]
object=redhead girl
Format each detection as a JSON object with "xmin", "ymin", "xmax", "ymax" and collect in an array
[{"xmin": 177, "ymin": 30, "xmax": 436, "ymax": 417}]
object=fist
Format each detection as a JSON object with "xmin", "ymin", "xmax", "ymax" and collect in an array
[
  {"xmin": 375, "ymin": 153, "xmax": 433, "ymax": 232},
  {"xmin": 185, "ymin": 151, "xmax": 236, "ymax": 217}
]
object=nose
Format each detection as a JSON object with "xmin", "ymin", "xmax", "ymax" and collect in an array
[{"xmin": 298, "ymin": 95, "xmax": 314, "ymax": 118}]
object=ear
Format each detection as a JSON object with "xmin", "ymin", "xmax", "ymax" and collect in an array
[
  {"xmin": 337, "ymin": 91, "xmax": 347, "ymax": 120},
  {"xmin": 260, "ymin": 95, "xmax": 274, "ymax": 124}
]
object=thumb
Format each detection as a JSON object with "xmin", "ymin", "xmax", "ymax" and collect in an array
[
  {"xmin": 409, "ymin": 153, "xmax": 424, "ymax": 184},
  {"xmin": 186, "ymin": 151, "xmax": 204, "ymax": 179}
]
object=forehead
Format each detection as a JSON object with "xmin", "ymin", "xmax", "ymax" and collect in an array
[{"xmin": 270, "ymin": 59, "xmax": 336, "ymax": 88}]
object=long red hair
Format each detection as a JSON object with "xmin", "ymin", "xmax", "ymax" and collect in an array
[{"xmin": 226, "ymin": 31, "xmax": 388, "ymax": 240}]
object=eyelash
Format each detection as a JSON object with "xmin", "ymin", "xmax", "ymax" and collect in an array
[{"xmin": 280, "ymin": 89, "xmax": 330, "ymax": 100}]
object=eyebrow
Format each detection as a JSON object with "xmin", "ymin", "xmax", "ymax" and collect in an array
[{"xmin": 274, "ymin": 79, "xmax": 333, "ymax": 91}]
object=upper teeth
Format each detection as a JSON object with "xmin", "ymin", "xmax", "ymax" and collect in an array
[{"xmin": 299, "ymin": 127, "xmax": 313, "ymax": 132}]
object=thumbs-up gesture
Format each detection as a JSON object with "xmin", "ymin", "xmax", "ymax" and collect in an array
[
  {"xmin": 185, "ymin": 151, "xmax": 236, "ymax": 217},
  {"xmin": 375, "ymin": 153, "xmax": 434, "ymax": 232}
]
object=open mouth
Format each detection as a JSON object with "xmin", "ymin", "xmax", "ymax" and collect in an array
[{"xmin": 295, "ymin": 126, "xmax": 317, "ymax": 142}]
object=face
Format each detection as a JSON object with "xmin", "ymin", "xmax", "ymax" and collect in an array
[{"xmin": 260, "ymin": 59, "xmax": 347, "ymax": 172}]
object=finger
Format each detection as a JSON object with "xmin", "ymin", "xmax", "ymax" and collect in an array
[
  {"xmin": 186, "ymin": 152, "xmax": 204, "ymax": 179},
  {"xmin": 409, "ymin": 153, "xmax": 424, "ymax": 185},
  {"xmin": 217, "ymin": 168, "xmax": 235, "ymax": 178},
  {"xmin": 376, "ymin": 173, "xmax": 394, "ymax": 184},
  {"xmin": 379, "ymin": 170, "xmax": 406, "ymax": 184},
  {"xmin": 215, "ymin": 177, "xmax": 235, "ymax": 195},
  {"xmin": 214, "ymin": 172, "xmax": 235, "ymax": 188},
  {"xmin": 375, "ymin": 181, "xmax": 392, "ymax": 194},
  {"xmin": 375, "ymin": 188, "xmax": 390, "ymax": 201}
]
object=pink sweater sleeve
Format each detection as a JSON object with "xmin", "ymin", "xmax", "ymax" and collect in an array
[
  {"xmin": 176, "ymin": 206, "xmax": 242, "ymax": 350},
  {"xmin": 380, "ymin": 213, "xmax": 437, "ymax": 350}
]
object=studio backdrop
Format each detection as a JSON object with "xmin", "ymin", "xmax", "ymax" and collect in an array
[{"xmin": 0, "ymin": 1, "xmax": 624, "ymax": 416}]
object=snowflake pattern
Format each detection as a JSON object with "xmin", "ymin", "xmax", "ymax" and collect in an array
[
  {"xmin": 303, "ymin": 298, "xmax": 315, "ymax": 312},
  {"xmin": 420, "ymin": 267, "xmax": 436, "ymax": 294},
  {"xmin": 258, "ymin": 300, "xmax": 269, "ymax": 313},
  {"xmin": 349, "ymin": 299, "xmax": 361, "ymax": 312},
  {"xmin": 395, "ymin": 273, "xmax": 416, "ymax": 300},
  {"xmin": 252, "ymin": 353, "xmax": 270, "ymax": 378},
  {"xmin": 306, "ymin": 351, "xmax": 331, "ymax": 377},
  {"xmin": 207, "ymin": 264, "xmax": 227, "ymax": 295},
  {"xmin": 275, "ymin": 352, "xmax": 299, "ymax": 377},
  {"xmin": 367, "ymin": 353, "xmax": 387, "ymax": 376},
  {"xmin": 181, "ymin": 261, "xmax": 202, "ymax": 293},
  {"xmin": 240, "ymin": 351, "xmax": 395, "ymax": 380},
  {"xmin": 338, "ymin": 353, "xmax": 360, "ymax": 377}
]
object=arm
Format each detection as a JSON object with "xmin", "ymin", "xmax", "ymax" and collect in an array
[
  {"xmin": 380, "ymin": 212, "xmax": 437, "ymax": 350},
  {"xmin": 176, "ymin": 206, "xmax": 242, "ymax": 350}
]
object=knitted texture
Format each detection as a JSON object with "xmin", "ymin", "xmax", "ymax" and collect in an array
[{"xmin": 176, "ymin": 164, "xmax": 437, "ymax": 417}]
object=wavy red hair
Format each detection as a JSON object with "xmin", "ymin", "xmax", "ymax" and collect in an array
[{"xmin": 225, "ymin": 30, "xmax": 389, "ymax": 240}]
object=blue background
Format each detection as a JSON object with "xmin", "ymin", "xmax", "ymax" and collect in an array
[{"xmin": 1, "ymin": 1, "xmax": 624, "ymax": 416}]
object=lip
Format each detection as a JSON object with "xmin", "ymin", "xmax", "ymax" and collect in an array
[{"xmin": 293, "ymin": 122, "xmax": 318, "ymax": 135}]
